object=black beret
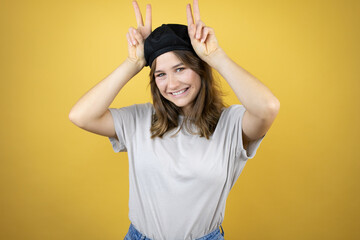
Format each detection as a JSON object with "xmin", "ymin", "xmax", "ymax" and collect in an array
[{"xmin": 144, "ymin": 24, "xmax": 196, "ymax": 67}]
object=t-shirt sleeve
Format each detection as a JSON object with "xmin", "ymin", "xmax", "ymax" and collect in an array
[
  {"xmin": 107, "ymin": 104, "xmax": 139, "ymax": 153},
  {"xmin": 227, "ymin": 105, "xmax": 266, "ymax": 159}
]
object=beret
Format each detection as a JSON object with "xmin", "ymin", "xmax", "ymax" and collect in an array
[{"xmin": 144, "ymin": 24, "xmax": 196, "ymax": 67}]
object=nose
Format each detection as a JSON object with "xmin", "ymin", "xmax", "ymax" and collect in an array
[{"xmin": 167, "ymin": 73, "xmax": 180, "ymax": 90}]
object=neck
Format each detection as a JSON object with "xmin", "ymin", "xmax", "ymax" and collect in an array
[{"xmin": 181, "ymin": 105, "xmax": 192, "ymax": 116}]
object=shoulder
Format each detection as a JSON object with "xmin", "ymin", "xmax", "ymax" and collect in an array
[
  {"xmin": 214, "ymin": 104, "xmax": 245, "ymax": 130},
  {"xmin": 220, "ymin": 104, "xmax": 246, "ymax": 119},
  {"xmin": 109, "ymin": 102, "xmax": 154, "ymax": 122},
  {"xmin": 129, "ymin": 102, "xmax": 154, "ymax": 114},
  {"xmin": 111, "ymin": 102, "xmax": 153, "ymax": 114}
]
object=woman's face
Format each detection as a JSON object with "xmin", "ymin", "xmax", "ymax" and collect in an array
[{"xmin": 154, "ymin": 51, "xmax": 201, "ymax": 115}]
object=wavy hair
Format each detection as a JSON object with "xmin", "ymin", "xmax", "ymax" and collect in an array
[{"xmin": 149, "ymin": 50, "xmax": 225, "ymax": 139}]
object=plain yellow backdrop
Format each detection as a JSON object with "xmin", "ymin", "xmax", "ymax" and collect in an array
[{"xmin": 1, "ymin": 0, "xmax": 359, "ymax": 239}]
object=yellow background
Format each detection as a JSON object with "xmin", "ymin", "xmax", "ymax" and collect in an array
[{"xmin": 1, "ymin": 0, "xmax": 359, "ymax": 239}]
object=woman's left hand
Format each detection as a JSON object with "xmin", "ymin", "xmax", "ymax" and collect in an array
[{"xmin": 186, "ymin": 0, "xmax": 222, "ymax": 64}]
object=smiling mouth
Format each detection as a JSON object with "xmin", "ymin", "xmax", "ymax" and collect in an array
[{"xmin": 171, "ymin": 88, "xmax": 189, "ymax": 96}]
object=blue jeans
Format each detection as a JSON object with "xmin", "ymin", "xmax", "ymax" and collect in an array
[{"xmin": 124, "ymin": 223, "xmax": 225, "ymax": 240}]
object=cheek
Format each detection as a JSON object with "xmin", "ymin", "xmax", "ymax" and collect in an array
[
  {"xmin": 187, "ymin": 72, "xmax": 201, "ymax": 88},
  {"xmin": 179, "ymin": 71, "xmax": 195, "ymax": 84},
  {"xmin": 155, "ymin": 80, "xmax": 166, "ymax": 92}
]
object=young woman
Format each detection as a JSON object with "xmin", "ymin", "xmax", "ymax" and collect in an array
[{"xmin": 69, "ymin": 0, "xmax": 280, "ymax": 239}]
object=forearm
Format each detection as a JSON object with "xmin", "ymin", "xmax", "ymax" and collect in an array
[
  {"xmin": 69, "ymin": 58, "xmax": 142, "ymax": 124},
  {"xmin": 208, "ymin": 49, "xmax": 280, "ymax": 118}
]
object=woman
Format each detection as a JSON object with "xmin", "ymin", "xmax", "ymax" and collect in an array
[{"xmin": 69, "ymin": 0, "xmax": 280, "ymax": 239}]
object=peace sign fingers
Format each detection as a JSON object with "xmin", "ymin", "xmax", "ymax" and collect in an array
[
  {"xmin": 186, "ymin": 0, "xmax": 220, "ymax": 63},
  {"xmin": 187, "ymin": 0, "xmax": 206, "ymax": 40},
  {"xmin": 132, "ymin": 0, "xmax": 152, "ymax": 39},
  {"xmin": 186, "ymin": 0, "xmax": 201, "ymax": 24}
]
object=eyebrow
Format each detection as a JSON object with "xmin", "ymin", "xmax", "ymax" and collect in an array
[{"xmin": 155, "ymin": 63, "xmax": 184, "ymax": 73}]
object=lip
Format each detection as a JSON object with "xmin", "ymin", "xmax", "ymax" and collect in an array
[{"xmin": 169, "ymin": 87, "xmax": 189, "ymax": 98}]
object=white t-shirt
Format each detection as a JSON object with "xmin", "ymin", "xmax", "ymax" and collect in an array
[{"xmin": 108, "ymin": 103, "xmax": 265, "ymax": 240}]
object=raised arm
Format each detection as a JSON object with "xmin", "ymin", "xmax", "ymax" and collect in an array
[
  {"xmin": 187, "ymin": 0, "xmax": 280, "ymax": 146},
  {"xmin": 69, "ymin": 1, "xmax": 151, "ymax": 138}
]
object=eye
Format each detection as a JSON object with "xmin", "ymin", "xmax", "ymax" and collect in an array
[
  {"xmin": 155, "ymin": 73, "xmax": 165, "ymax": 78},
  {"xmin": 176, "ymin": 67, "xmax": 185, "ymax": 72}
]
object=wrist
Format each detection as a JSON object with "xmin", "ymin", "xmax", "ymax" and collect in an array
[
  {"xmin": 125, "ymin": 57, "xmax": 145, "ymax": 73},
  {"xmin": 204, "ymin": 48, "xmax": 228, "ymax": 70}
]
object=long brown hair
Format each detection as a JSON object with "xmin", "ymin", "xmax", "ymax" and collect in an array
[{"xmin": 149, "ymin": 50, "xmax": 225, "ymax": 139}]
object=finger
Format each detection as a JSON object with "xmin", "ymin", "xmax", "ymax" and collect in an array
[
  {"xmin": 133, "ymin": 28, "xmax": 144, "ymax": 45},
  {"xmin": 128, "ymin": 27, "xmax": 138, "ymax": 46},
  {"xmin": 186, "ymin": 4, "xmax": 196, "ymax": 39},
  {"xmin": 200, "ymin": 27, "xmax": 209, "ymax": 43},
  {"xmin": 195, "ymin": 21, "xmax": 205, "ymax": 40},
  {"xmin": 132, "ymin": 0, "xmax": 144, "ymax": 27},
  {"xmin": 145, "ymin": 4, "xmax": 152, "ymax": 29},
  {"xmin": 126, "ymin": 32, "xmax": 133, "ymax": 46},
  {"xmin": 186, "ymin": 4, "xmax": 194, "ymax": 26},
  {"xmin": 193, "ymin": 0, "xmax": 201, "ymax": 23}
]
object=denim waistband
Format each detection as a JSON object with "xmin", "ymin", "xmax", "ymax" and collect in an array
[{"xmin": 125, "ymin": 223, "xmax": 225, "ymax": 240}]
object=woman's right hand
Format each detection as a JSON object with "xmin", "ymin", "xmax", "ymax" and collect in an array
[{"xmin": 126, "ymin": 1, "xmax": 152, "ymax": 69}]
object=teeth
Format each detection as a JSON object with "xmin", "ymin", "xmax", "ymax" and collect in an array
[{"xmin": 172, "ymin": 89, "xmax": 187, "ymax": 95}]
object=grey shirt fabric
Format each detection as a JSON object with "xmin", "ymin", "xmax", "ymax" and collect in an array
[{"xmin": 108, "ymin": 103, "xmax": 265, "ymax": 240}]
